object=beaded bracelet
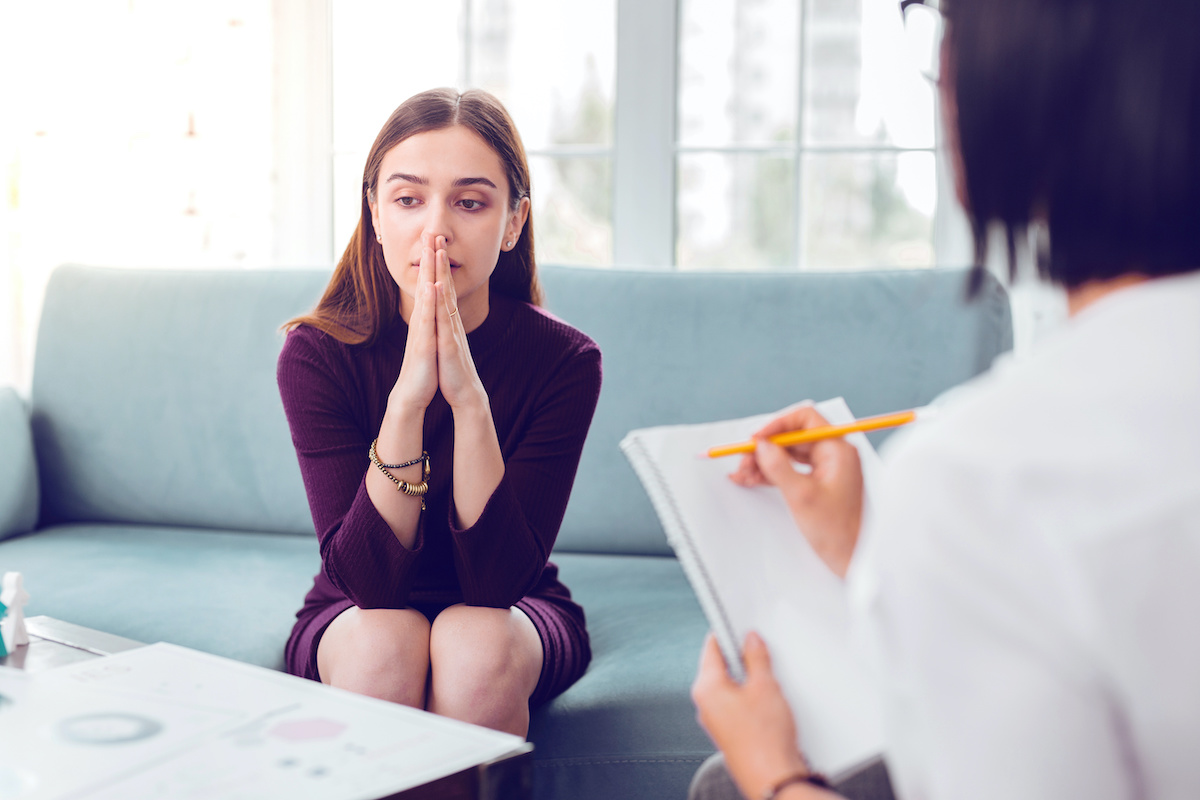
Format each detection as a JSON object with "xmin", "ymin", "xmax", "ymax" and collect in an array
[
  {"xmin": 761, "ymin": 770, "xmax": 833, "ymax": 799},
  {"xmin": 376, "ymin": 451, "xmax": 426, "ymax": 470},
  {"xmin": 368, "ymin": 439, "xmax": 430, "ymax": 510}
]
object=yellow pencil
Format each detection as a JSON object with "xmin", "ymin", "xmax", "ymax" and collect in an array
[{"xmin": 705, "ymin": 408, "xmax": 922, "ymax": 459}]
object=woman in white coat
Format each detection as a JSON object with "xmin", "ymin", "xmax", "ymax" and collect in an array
[{"xmin": 690, "ymin": 1, "xmax": 1200, "ymax": 798}]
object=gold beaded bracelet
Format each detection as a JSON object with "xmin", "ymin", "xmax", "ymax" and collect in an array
[{"xmin": 368, "ymin": 438, "xmax": 430, "ymax": 510}]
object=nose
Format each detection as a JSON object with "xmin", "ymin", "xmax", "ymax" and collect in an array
[{"xmin": 422, "ymin": 202, "xmax": 452, "ymax": 247}]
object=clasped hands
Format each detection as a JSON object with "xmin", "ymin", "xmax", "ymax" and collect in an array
[{"xmin": 390, "ymin": 233, "xmax": 488, "ymax": 416}]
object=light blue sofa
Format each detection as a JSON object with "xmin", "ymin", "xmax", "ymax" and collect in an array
[{"xmin": 0, "ymin": 264, "xmax": 1012, "ymax": 799}]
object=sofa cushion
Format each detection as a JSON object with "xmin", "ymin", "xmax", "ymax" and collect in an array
[
  {"xmin": 0, "ymin": 523, "xmax": 319, "ymax": 668},
  {"xmin": 529, "ymin": 552, "xmax": 715, "ymax": 799},
  {"xmin": 540, "ymin": 266, "xmax": 1013, "ymax": 555},
  {"xmin": 31, "ymin": 266, "xmax": 329, "ymax": 535}
]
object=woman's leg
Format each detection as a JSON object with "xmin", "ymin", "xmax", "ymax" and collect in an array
[
  {"xmin": 316, "ymin": 606, "xmax": 432, "ymax": 708},
  {"xmin": 426, "ymin": 604, "xmax": 544, "ymax": 737}
]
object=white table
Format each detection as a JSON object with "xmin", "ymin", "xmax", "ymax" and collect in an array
[{"xmin": 0, "ymin": 618, "xmax": 531, "ymax": 800}]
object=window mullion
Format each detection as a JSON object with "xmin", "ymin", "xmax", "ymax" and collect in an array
[
  {"xmin": 273, "ymin": 0, "xmax": 334, "ymax": 266},
  {"xmin": 794, "ymin": 0, "xmax": 809, "ymax": 269},
  {"xmin": 613, "ymin": 0, "xmax": 677, "ymax": 268},
  {"xmin": 460, "ymin": 0, "xmax": 472, "ymax": 87}
]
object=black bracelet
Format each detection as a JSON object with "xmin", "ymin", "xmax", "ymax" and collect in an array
[
  {"xmin": 762, "ymin": 771, "xmax": 833, "ymax": 799},
  {"xmin": 370, "ymin": 439, "xmax": 426, "ymax": 470},
  {"xmin": 367, "ymin": 439, "xmax": 431, "ymax": 510}
]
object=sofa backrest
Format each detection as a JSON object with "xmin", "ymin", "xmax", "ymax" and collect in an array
[
  {"xmin": 0, "ymin": 386, "xmax": 39, "ymax": 539},
  {"xmin": 30, "ymin": 264, "xmax": 1011, "ymax": 553},
  {"xmin": 539, "ymin": 266, "xmax": 1012, "ymax": 555},
  {"xmin": 32, "ymin": 265, "xmax": 327, "ymax": 535}
]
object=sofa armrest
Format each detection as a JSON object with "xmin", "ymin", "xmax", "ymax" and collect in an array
[{"xmin": 0, "ymin": 386, "xmax": 39, "ymax": 540}]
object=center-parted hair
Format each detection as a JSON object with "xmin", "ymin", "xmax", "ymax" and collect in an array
[
  {"xmin": 948, "ymin": 0, "xmax": 1200, "ymax": 290},
  {"xmin": 290, "ymin": 88, "xmax": 541, "ymax": 344}
]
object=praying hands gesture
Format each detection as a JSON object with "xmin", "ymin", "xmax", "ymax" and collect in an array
[
  {"xmin": 369, "ymin": 231, "xmax": 506, "ymax": 547},
  {"xmin": 390, "ymin": 232, "xmax": 489, "ymax": 415}
]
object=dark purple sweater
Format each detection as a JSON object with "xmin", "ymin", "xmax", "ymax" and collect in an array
[{"xmin": 277, "ymin": 294, "xmax": 601, "ymax": 677}]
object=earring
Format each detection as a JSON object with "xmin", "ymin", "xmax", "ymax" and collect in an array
[
  {"xmin": 376, "ymin": 233, "xmax": 382, "ymax": 243},
  {"xmin": 506, "ymin": 241, "xmax": 514, "ymax": 249}
]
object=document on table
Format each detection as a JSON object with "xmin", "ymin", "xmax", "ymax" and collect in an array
[
  {"xmin": 0, "ymin": 642, "xmax": 524, "ymax": 800},
  {"xmin": 620, "ymin": 397, "xmax": 885, "ymax": 774}
]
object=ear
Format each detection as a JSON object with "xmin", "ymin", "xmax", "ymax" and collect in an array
[
  {"xmin": 369, "ymin": 198, "xmax": 381, "ymax": 240},
  {"xmin": 505, "ymin": 197, "xmax": 531, "ymax": 246}
]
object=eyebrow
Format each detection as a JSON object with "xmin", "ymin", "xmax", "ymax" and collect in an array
[{"xmin": 385, "ymin": 173, "xmax": 498, "ymax": 190}]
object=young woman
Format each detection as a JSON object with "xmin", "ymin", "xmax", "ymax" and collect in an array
[
  {"xmin": 690, "ymin": 1, "xmax": 1200, "ymax": 798},
  {"xmin": 278, "ymin": 88, "xmax": 601, "ymax": 737}
]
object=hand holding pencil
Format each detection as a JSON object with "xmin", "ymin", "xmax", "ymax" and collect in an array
[
  {"xmin": 706, "ymin": 407, "xmax": 923, "ymax": 459},
  {"xmin": 726, "ymin": 404, "xmax": 874, "ymax": 578}
]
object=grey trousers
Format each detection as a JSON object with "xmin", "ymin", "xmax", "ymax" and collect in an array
[{"xmin": 689, "ymin": 752, "xmax": 896, "ymax": 800}]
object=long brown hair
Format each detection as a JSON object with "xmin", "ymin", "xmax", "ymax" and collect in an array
[{"xmin": 288, "ymin": 88, "xmax": 542, "ymax": 344}]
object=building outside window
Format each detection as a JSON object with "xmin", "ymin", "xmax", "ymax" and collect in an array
[{"xmin": 675, "ymin": 0, "xmax": 938, "ymax": 270}]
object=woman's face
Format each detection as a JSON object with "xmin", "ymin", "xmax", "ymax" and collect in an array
[{"xmin": 370, "ymin": 125, "xmax": 529, "ymax": 325}]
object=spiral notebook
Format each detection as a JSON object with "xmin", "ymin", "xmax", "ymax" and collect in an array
[{"xmin": 619, "ymin": 398, "xmax": 885, "ymax": 774}]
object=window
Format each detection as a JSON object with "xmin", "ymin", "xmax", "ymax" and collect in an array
[
  {"xmin": 1, "ymin": 1, "xmax": 275, "ymax": 390},
  {"xmin": 3, "ymin": 1, "xmax": 965, "ymax": 390},
  {"xmin": 676, "ymin": 0, "xmax": 937, "ymax": 270}
]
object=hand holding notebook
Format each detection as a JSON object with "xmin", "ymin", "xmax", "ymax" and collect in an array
[{"xmin": 620, "ymin": 398, "xmax": 885, "ymax": 774}]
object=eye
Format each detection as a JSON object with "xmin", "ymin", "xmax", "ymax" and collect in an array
[
  {"xmin": 459, "ymin": 198, "xmax": 484, "ymax": 210},
  {"xmin": 397, "ymin": 196, "xmax": 419, "ymax": 207}
]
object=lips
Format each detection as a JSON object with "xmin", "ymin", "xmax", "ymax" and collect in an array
[{"xmin": 409, "ymin": 260, "xmax": 463, "ymax": 269}]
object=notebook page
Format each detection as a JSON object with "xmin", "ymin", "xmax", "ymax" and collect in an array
[{"xmin": 620, "ymin": 398, "xmax": 884, "ymax": 773}]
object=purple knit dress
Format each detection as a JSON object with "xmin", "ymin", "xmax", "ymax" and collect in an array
[{"xmin": 277, "ymin": 294, "xmax": 601, "ymax": 706}]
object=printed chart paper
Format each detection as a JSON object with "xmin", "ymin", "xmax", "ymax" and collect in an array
[{"xmin": 0, "ymin": 642, "xmax": 524, "ymax": 800}]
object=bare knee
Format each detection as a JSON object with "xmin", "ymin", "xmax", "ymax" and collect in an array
[
  {"xmin": 427, "ymin": 605, "xmax": 543, "ymax": 736},
  {"xmin": 317, "ymin": 607, "xmax": 431, "ymax": 707}
]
